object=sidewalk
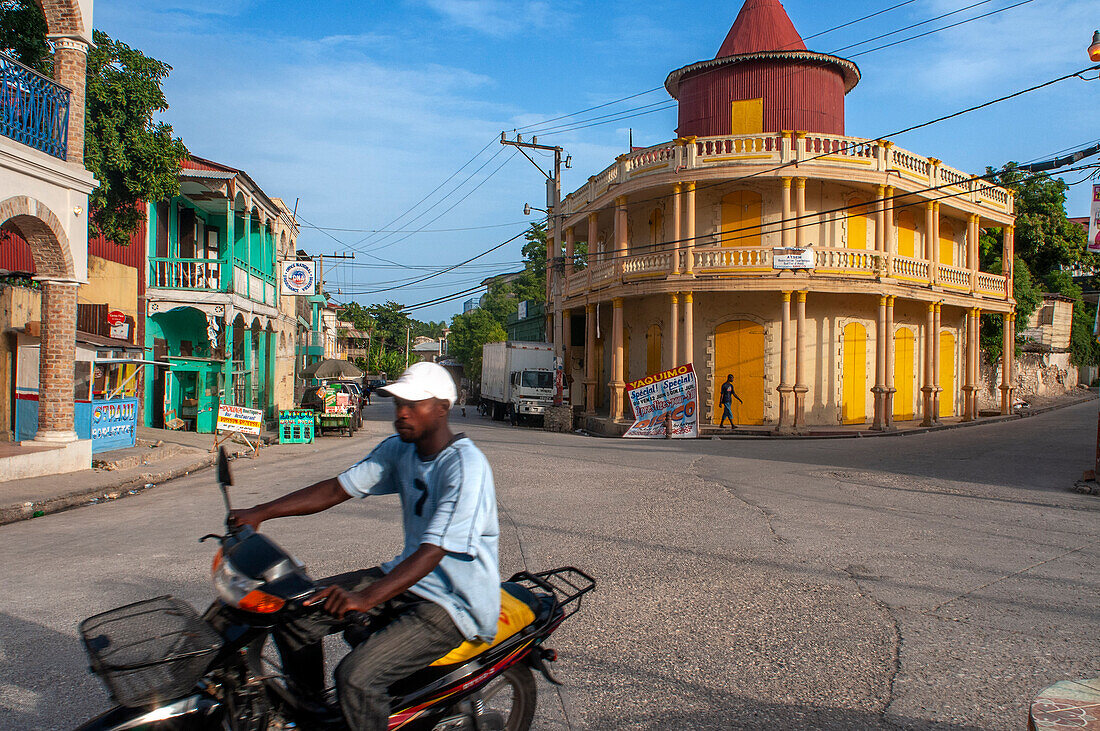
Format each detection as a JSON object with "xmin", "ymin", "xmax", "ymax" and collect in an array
[{"xmin": 0, "ymin": 425, "xmax": 276, "ymax": 526}]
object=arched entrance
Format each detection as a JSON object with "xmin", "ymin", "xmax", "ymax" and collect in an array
[
  {"xmin": 842, "ymin": 323, "xmax": 867, "ymax": 425},
  {"xmin": 720, "ymin": 191, "xmax": 762, "ymax": 247},
  {"xmin": 893, "ymin": 327, "xmax": 916, "ymax": 421},
  {"xmin": 712, "ymin": 320, "xmax": 765, "ymax": 425},
  {"xmin": 939, "ymin": 331, "xmax": 956, "ymax": 418}
]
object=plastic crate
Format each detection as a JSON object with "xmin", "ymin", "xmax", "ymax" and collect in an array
[
  {"xmin": 79, "ymin": 595, "xmax": 223, "ymax": 708},
  {"xmin": 279, "ymin": 410, "xmax": 315, "ymax": 444}
]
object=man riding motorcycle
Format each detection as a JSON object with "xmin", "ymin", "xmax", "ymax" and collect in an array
[{"xmin": 229, "ymin": 362, "xmax": 499, "ymax": 731}]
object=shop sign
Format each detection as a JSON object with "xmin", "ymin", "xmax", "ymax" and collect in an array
[
  {"xmin": 623, "ymin": 363, "xmax": 699, "ymax": 439},
  {"xmin": 110, "ymin": 322, "xmax": 131, "ymax": 340},
  {"xmin": 1088, "ymin": 185, "xmax": 1100, "ymax": 253},
  {"xmin": 216, "ymin": 404, "xmax": 263, "ymax": 435},
  {"xmin": 773, "ymin": 247, "xmax": 815, "ymax": 269},
  {"xmin": 91, "ymin": 397, "xmax": 138, "ymax": 453},
  {"xmin": 280, "ymin": 260, "xmax": 316, "ymax": 295},
  {"xmin": 106, "ymin": 310, "xmax": 126, "ymax": 326}
]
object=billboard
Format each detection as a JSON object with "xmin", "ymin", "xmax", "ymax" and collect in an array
[
  {"xmin": 280, "ymin": 260, "xmax": 316, "ymax": 295},
  {"xmin": 623, "ymin": 364, "xmax": 699, "ymax": 439},
  {"xmin": 216, "ymin": 404, "xmax": 263, "ymax": 435}
]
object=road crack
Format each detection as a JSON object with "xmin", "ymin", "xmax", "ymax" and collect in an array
[
  {"xmin": 842, "ymin": 566, "xmax": 905, "ymax": 728},
  {"xmin": 687, "ymin": 455, "xmax": 787, "ymax": 545}
]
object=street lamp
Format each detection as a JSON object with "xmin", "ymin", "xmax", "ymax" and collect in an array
[
  {"xmin": 524, "ymin": 203, "xmax": 547, "ymax": 216},
  {"xmin": 1090, "ymin": 30, "xmax": 1100, "ymax": 62}
]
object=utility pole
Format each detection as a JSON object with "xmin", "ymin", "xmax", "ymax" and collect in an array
[
  {"xmin": 405, "ymin": 325, "xmax": 411, "ymax": 369},
  {"xmin": 501, "ymin": 132, "xmax": 569, "ymax": 405}
]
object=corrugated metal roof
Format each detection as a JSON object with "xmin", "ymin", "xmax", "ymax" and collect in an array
[
  {"xmin": 181, "ymin": 155, "xmax": 239, "ymax": 174},
  {"xmin": 717, "ymin": 0, "xmax": 806, "ymax": 57}
]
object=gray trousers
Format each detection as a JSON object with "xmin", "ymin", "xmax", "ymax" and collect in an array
[{"xmin": 274, "ymin": 568, "xmax": 464, "ymax": 731}]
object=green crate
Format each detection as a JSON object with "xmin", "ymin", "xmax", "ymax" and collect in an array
[{"xmin": 279, "ymin": 410, "xmax": 315, "ymax": 444}]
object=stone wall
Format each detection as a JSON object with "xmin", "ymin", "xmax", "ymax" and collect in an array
[{"xmin": 977, "ymin": 350, "xmax": 1079, "ymax": 411}]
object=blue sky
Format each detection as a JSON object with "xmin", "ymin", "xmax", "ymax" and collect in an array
[{"xmin": 95, "ymin": 0, "xmax": 1100, "ymax": 321}]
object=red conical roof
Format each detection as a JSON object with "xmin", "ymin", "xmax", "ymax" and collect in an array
[{"xmin": 716, "ymin": 0, "xmax": 806, "ymax": 57}]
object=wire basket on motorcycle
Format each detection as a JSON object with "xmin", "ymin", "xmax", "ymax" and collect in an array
[{"xmin": 79, "ymin": 595, "xmax": 223, "ymax": 708}]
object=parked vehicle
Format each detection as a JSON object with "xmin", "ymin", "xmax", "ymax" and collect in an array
[
  {"xmin": 299, "ymin": 382, "xmax": 359, "ymax": 436},
  {"xmin": 480, "ymin": 341, "xmax": 557, "ymax": 424},
  {"xmin": 364, "ymin": 373, "xmax": 389, "ymax": 397},
  {"xmin": 74, "ymin": 450, "xmax": 595, "ymax": 731}
]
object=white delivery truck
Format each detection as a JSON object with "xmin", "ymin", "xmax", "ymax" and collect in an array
[{"xmin": 480, "ymin": 341, "xmax": 557, "ymax": 424}]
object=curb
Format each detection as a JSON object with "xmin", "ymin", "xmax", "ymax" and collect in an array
[{"xmin": 575, "ymin": 392, "xmax": 1098, "ymax": 440}]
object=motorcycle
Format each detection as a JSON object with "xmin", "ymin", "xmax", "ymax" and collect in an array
[{"xmin": 75, "ymin": 449, "xmax": 594, "ymax": 730}]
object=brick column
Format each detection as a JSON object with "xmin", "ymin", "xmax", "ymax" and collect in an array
[
  {"xmin": 51, "ymin": 37, "xmax": 89, "ymax": 166},
  {"xmin": 584, "ymin": 303, "xmax": 596, "ymax": 413},
  {"xmin": 35, "ymin": 280, "xmax": 79, "ymax": 443}
]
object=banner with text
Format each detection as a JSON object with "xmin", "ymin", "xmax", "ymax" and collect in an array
[
  {"xmin": 1089, "ymin": 184, "xmax": 1100, "ymax": 253},
  {"xmin": 216, "ymin": 404, "xmax": 263, "ymax": 435},
  {"xmin": 623, "ymin": 364, "xmax": 699, "ymax": 439}
]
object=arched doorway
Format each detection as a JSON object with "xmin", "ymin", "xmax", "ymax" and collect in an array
[
  {"xmin": 712, "ymin": 320, "xmax": 765, "ymax": 425},
  {"xmin": 893, "ymin": 327, "xmax": 915, "ymax": 421},
  {"xmin": 939, "ymin": 331, "xmax": 955, "ymax": 418},
  {"xmin": 847, "ymin": 197, "xmax": 870, "ymax": 250},
  {"xmin": 842, "ymin": 323, "xmax": 867, "ymax": 425},
  {"xmin": 646, "ymin": 324, "xmax": 662, "ymax": 377},
  {"xmin": 720, "ymin": 191, "xmax": 762, "ymax": 247}
]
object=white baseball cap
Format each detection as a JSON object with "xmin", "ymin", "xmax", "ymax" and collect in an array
[{"xmin": 379, "ymin": 362, "xmax": 458, "ymax": 404}]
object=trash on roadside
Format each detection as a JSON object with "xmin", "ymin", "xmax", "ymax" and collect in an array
[{"xmin": 31, "ymin": 510, "xmax": 44, "ymax": 517}]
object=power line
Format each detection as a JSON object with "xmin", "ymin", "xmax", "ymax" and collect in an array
[
  {"xmin": 298, "ymin": 220, "xmax": 530, "ymax": 234},
  {"xmin": 833, "ymin": 0, "xmax": 997, "ymax": 54},
  {"xmin": 849, "ymin": 0, "xmax": 1037, "ymax": 58}
]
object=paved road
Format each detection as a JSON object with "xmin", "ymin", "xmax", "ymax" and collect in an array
[{"xmin": 1, "ymin": 401, "xmax": 1097, "ymax": 729}]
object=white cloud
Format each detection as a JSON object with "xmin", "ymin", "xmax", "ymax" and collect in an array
[{"xmin": 417, "ymin": 0, "xmax": 557, "ymax": 36}]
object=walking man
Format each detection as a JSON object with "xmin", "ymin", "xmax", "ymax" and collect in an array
[{"xmin": 719, "ymin": 373, "xmax": 743, "ymax": 429}]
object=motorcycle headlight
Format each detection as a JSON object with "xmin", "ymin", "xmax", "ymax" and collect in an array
[{"xmin": 213, "ymin": 558, "xmax": 286, "ymax": 613}]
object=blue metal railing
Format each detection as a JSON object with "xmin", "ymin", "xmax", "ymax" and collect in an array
[{"xmin": 0, "ymin": 51, "xmax": 69, "ymax": 160}]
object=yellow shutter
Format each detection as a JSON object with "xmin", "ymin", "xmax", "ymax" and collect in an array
[
  {"xmin": 713, "ymin": 320, "xmax": 765, "ymax": 425},
  {"xmin": 731, "ymin": 98, "xmax": 763, "ymax": 135},
  {"xmin": 842, "ymin": 323, "xmax": 867, "ymax": 424},
  {"xmin": 893, "ymin": 328, "xmax": 915, "ymax": 420}
]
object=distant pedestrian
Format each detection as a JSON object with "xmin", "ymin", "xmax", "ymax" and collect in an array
[
  {"xmin": 459, "ymin": 387, "xmax": 468, "ymax": 417},
  {"xmin": 363, "ymin": 383, "xmax": 372, "ymax": 406},
  {"xmin": 720, "ymin": 374, "xmax": 743, "ymax": 429}
]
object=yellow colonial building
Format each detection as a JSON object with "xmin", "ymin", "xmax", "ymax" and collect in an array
[{"xmin": 550, "ymin": 0, "xmax": 1017, "ymax": 431}]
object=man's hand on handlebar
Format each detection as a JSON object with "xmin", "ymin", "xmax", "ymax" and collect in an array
[
  {"xmin": 306, "ymin": 585, "xmax": 376, "ymax": 618},
  {"xmin": 227, "ymin": 507, "xmax": 265, "ymax": 531}
]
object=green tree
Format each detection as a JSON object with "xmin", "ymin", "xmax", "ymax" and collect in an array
[
  {"xmin": 366, "ymin": 300, "xmax": 412, "ymax": 352},
  {"xmin": 86, "ymin": 30, "xmax": 188, "ymax": 245},
  {"xmin": 448, "ymin": 308, "xmax": 506, "ymax": 381},
  {"xmin": 0, "ymin": 0, "xmax": 49, "ymax": 71}
]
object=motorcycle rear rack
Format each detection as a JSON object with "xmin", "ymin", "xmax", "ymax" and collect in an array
[{"xmin": 508, "ymin": 566, "xmax": 595, "ymax": 623}]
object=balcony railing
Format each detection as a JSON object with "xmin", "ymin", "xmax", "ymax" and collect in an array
[
  {"xmin": 0, "ymin": 51, "xmax": 69, "ymax": 160},
  {"xmin": 563, "ymin": 246, "xmax": 1008, "ymax": 299},
  {"xmin": 562, "ymin": 133, "xmax": 1014, "ymax": 219},
  {"xmin": 150, "ymin": 257, "xmax": 222, "ymax": 290}
]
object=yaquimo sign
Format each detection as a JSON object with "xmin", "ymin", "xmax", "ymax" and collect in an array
[{"xmin": 280, "ymin": 260, "xmax": 316, "ymax": 296}]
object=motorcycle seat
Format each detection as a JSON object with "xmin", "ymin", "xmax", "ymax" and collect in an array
[{"xmin": 429, "ymin": 582, "xmax": 542, "ymax": 666}]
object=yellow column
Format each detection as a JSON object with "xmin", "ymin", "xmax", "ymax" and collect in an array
[
  {"xmin": 584, "ymin": 303, "xmax": 596, "ymax": 413},
  {"xmin": 565, "ymin": 226, "xmax": 575, "ymax": 272},
  {"xmin": 682, "ymin": 292, "xmax": 695, "ymax": 366},
  {"xmin": 794, "ymin": 178, "xmax": 807, "ymax": 247},
  {"xmin": 961, "ymin": 307, "xmax": 976, "ymax": 422},
  {"xmin": 885, "ymin": 186, "xmax": 896, "ymax": 257},
  {"xmin": 874, "ymin": 185, "xmax": 886, "ymax": 253},
  {"xmin": 1004, "ymin": 226, "xmax": 1015, "ymax": 299},
  {"xmin": 684, "ymin": 182, "xmax": 696, "ymax": 275},
  {"xmin": 921, "ymin": 302, "xmax": 935, "ymax": 426},
  {"xmin": 884, "ymin": 296, "xmax": 896, "ymax": 429},
  {"xmin": 671, "ymin": 183, "xmax": 682, "ymax": 275},
  {"xmin": 932, "ymin": 202, "xmax": 941, "ymax": 282},
  {"xmin": 932, "ymin": 303, "xmax": 942, "ymax": 421},
  {"xmin": 614, "ymin": 196, "xmax": 627, "ymax": 277},
  {"xmin": 1000, "ymin": 310, "xmax": 1014, "ymax": 414},
  {"xmin": 668, "ymin": 293, "xmax": 680, "ymax": 370},
  {"xmin": 610, "ymin": 297, "xmax": 625, "ymax": 421},
  {"xmin": 793, "ymin": 291, "xmax": 808, "ymax": 431},
  {"xmin": 972, "ymin": 308, "xmax": 981, "ymax": 420},
  {"xmin": 924, "ymin": 201, "xmax": 935, "ymax": 262},
  {"xmin": 562, "ymin": 307, "xmax": 572, "ymax": 403},
  {"xmin": 776, "ymin": 291, "xmax": 793, "ymax": 433},
  {"xmin": 781, "ymin": 177, "xmax": 794, "ymax": 248},
  {"xmin": 872, "ymin": 295, "xmax": 887, "ymax": 430}
]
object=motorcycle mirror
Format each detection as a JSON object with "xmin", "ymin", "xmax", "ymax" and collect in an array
[{"xmin": 216, "ymin": 448, "xmax": 233, "ymax": 520}]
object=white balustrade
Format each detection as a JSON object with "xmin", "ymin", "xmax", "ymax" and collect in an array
[
  {"xmin": 890, "ymin": 256, "xmax": 930, "ymax": 282},
  {"xmin": 938, "ymin": 265, "xmax": 970, "ymax": 288},
  {"xmin": 976, "ymin": 272, "xmax": 1007, "ymax": 296},
  {"xmin": 623, "ymin": 252, "xmax": 671, "ymax": 277},
  {"xmin": 693, "ymin": 246, "xmax": 772, "ymax": 271},
  {"xmin": 813, "ymin": 247, "xmax": 881, "ymax": 273}
]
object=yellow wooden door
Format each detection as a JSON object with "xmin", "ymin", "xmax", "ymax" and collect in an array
[
  {"xmin": 842, "ymin": 323, "xmax": 867, "ymax": 425},
  {"xmin": 847, "ymin": 198, "xmax": 869, "ymax": 250},
  {"xmin": 893, "ymin": 327, "xmax": 915, "ymax": 421},
  {"xmin": 720, "ymin": 191, "xmax": 762, "ymax": 247},
  {"xmin": 649, "ymin": 209, "xmax": 664, "ymax": 247},
  {"xmin": 939, "ymin": 220, "xmax": 955, "ymax": 267},
  {"xmin": 897, "ymin": 209, "xmax": 917, "ymax": 258},
  {"xmin": 939, "ymin": 331, "xmax": 955, "ymax": 417},
  {"xmin": 730, "ymin": 98, "xmax": 763, "ymax": 135},
  {"xmin": 712, "ymin": 320, "xmax": 765, "ymax": 425},
  {"xmin": 646, "ymin": 325, "xmax": 662, "ymax": 376}
]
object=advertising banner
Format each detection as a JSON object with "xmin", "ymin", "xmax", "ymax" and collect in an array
[
  {"xmin": 623, "ymin": 364, "xmax": 699, "ymax": 439},
  {"xmin": 1089, "ymin": 185, "xmax": 1100, "ymax": 253},
  {"xmin": 773, "ymin": 247, "xmax": 815, "ymax": 269},
  {"xmin": 280, "ymin": 260, "xmax": 317, "ymax": 296},
  {"xmin": 216, "ymin": 404, "xmax": 263, "ymax": 435},
  {"xmin": 90, "ymin": 398, "xmax": 139, "ymax": 453}
]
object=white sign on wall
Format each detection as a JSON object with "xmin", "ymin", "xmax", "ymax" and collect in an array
[
  {"xmin": 280, "ymin": 260, "xmax": 316, "ymax": 295},
  {"xmin": 1088, "ymin": 185, "xmax": 1100, "ymax": 254},
  {"xmin": 772, "ymin": 247, "xmax": 815, "ymax": 270}
]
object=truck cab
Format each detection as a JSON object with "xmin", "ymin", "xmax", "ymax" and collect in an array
[{"xmin": 510, "ymin": 368, "xmax": 555, "ymax": 421}]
